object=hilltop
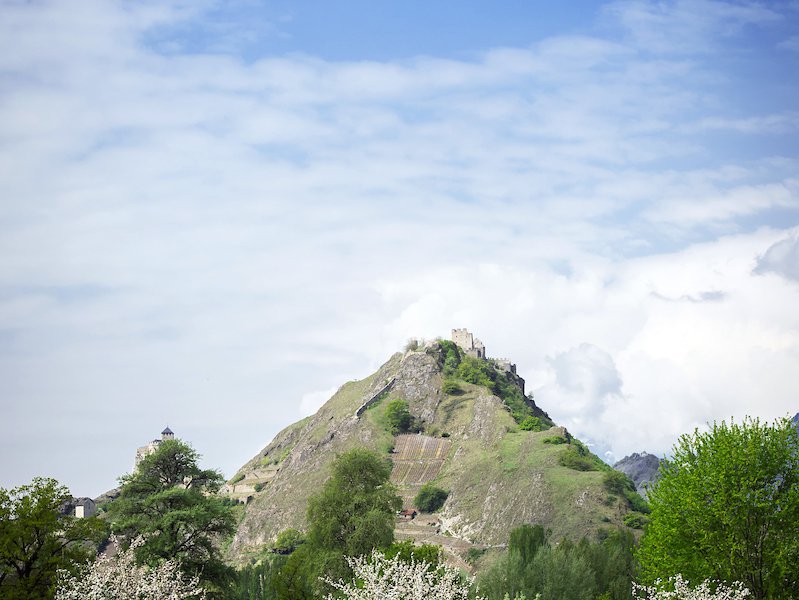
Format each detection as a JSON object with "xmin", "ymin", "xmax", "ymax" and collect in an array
[{"xmin": 225, "ymin": 332, "xmax": 647, "ymax": 566}]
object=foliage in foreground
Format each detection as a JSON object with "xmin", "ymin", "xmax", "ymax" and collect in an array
[
  {"xmin": 275, "ymin": 448, "xmax": 402, "ymax": 598},
  {"xmin": 55, "ymin": 535, "xmax": 205, "ymax": 600},
  {"xmin": 637, "ymin": 417, "xmax": 799, "ymax": 599},
  {"xmin": 480, "ymin": 524, "xmax": 635, "ymax": 600},
  {"xmin": 323, "ymin": 550, "xmax": 485, "ymax": 600},
  {"xmin": 633, "ymin": 575, "xmax": 750, "ymax": 600},
  {"xmin": 0, "ymin": 477, "xmax": 105, "ymax": 600},
  {"xmin": 108, "ymin": 439, "xmax": 236, "ymax": 593}
]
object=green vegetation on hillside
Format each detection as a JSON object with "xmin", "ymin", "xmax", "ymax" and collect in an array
[
  {"xmin": 603, "ymin": 471, "xmax": 649, "ymax": 514},
  {"xmin": 433, "ymin": 340, "xmax": 548, "ymax": 425},
  {"xmin": 382, "ymin": 398, "xmax": 421, "ymax": 435},
  {"xmin": 414, "ymin": 483, "xmax": 449, "ymax": 512}
]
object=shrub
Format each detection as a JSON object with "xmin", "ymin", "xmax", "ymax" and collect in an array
[
  {"xmin": 623, "ymin": 512, "xmax": 649, "ymax": 529},
  {"xmin": 603, "ymin": 470, "xmax": 635, "ymax": 495},
  {"xmin": 559, "ymin": 447, "xmax": 599, "ymax": 471},
  {"xmin": 384, "ymin": 539, "xmax": 441, "ymax": 566},
  {"xmin": 519, "ymin": 416, "xmax": 546, "ymax": 431},
  {"xmin": 405, "ymin": 338, "xmax": 421, "ymax": 352},
  {"xmin": 273, "ymin": 528, "xmax": 304, "ymax": 554},
  {"xmin": 253, "ymin": 482, "xmax": 263, "ymax": 492},
  {"xmin": 625, "ymin": 489, "xmax": 650, "ymax": 514},
  {"xmin": 543, "ymin": 436, "xmax": 568, "ymax": 444},
  {"xmin": 466, "ymin": 547, "xmax": 486, "ymax": 564},
  {"xmin": 231, "ymin": 473, "xmax": 245, "ymax": 484},
  {"xmin": 442, "ymin": 379, "xmax": 463, "ymax": 395},
  {"xmin": 414, "ymin": 483, "xmax": 449, "ymax": 512}
]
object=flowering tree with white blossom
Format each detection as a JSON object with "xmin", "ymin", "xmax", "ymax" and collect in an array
[
  {"xmin": 633, "ymin": 575, "xmax": 750, "ymax": 600},
  {"xmin": 55, "ymin": 536, "xmax": 206, "ymax": 600},
  {"xmin": 323, "ymin": 550, "xmax": 486, "ymax": 600}
]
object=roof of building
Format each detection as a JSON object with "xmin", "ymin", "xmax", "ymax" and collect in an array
[{"xmin": 162, "ymin": 426, "xmax": 173, "ymax": 435}]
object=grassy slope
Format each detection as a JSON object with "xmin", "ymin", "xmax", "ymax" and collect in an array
[
  {"xmin": 227, "ymin": 345, "xmax": 640, "ymax": 564},
  {"xmin": 427, "ymin": 382, "xmax": 626, "ymax": 547},
  {"xmin": 227, "ymin": 353, "xmax": 402, "ymax": 558}
]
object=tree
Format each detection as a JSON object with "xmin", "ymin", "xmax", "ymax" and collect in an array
[
  {"xmin": 108, "ymin": 439, "xmax": 235, "ymax": 594},
  {"xmin": 305, "ymin": 448, "xmax": 401, "ymax": 556},
  {"xmin": 0, "ymin": 477, "xmax": 104, "ymax": 600},
  {"xmin": 55, "ymin": 535, "xmax": 206, "ymax": 600},
  {"xmin": 637, "ymin": 417, "xmax": 799, "ymax": 599},
  {"xmin": 276, "ymin": 448, "xmax": 402, "ymax": 598},
  {"xmin": 323, "ymin": 550, "xmax": 486, "ymax": 600},
  {"xmin": 383, "ymin": 399, "xmax": 414, "ymax": 434},
  {"xmin": 414, "ymin": 483, "xmax": 449, "ymax": 512}
]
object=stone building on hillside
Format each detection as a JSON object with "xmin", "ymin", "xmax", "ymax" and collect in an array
[
  {"xmin": 451, "ymin": 328, "xmax": 486, "ymax": 359},
  {"xmin": 134, "ymin": 426, "xmax": 175, "ymax": 470},
  {"xmin": 59, "ymin": 497, "xmax": 97, "ymax": 518}
]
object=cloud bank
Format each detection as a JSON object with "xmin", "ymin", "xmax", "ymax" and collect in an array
[{"xmin": 1, "ymin": 0, "xmax": 798, "ymax": 496}]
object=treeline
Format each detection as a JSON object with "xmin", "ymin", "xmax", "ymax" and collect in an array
[
  {"xmin": 479, "ymin": 525, "xmax": 635, "ymax": 600},
  {"xmin": 3, "ymin": 416, "xmax": 799, "ymax": 599}
]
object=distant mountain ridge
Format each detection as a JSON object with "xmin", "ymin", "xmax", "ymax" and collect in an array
[{"xmin": 613, "ymin": 452, "xmax": 660, "ymax": 497}]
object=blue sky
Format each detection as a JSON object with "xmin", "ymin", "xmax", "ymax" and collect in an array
[{"xmin": 1, "ymin": 0, "xmax": 798, "ymax": 497}]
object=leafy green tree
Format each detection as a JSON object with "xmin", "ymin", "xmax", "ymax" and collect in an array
[
  {"xmin": 306, "ymin": 448, "xmax": 401, "ymax": 555},
  {"xmin": 383, "ymin": 399, "xmax": 415, "ymax": 434},
  {"xmin": 0, "ymin": 477, "xmax": 104, "ymax": 600},
  {"xmin": 414, "ymin": 483, "xmax": 449, "ymax": 512},
  {"xmin": 637, "ymin": 417, "xmax": 799, "ymax": 599},
  {"xmin": 277, "ymin": 448, "xmax": 402, "ymax": 598},
  {"xmin": 108, "ymin": 439, "xmax": 235, "ymax": 594},
  {"xmin": 273, "ymin": 528, "xmax": 304, "ymax": 554}
]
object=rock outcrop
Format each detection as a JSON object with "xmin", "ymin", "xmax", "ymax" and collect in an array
[{"xmin": 613, "ymin": 452, "xmax": 660, "ymax": 497}]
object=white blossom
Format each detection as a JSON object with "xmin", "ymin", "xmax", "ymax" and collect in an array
[
  {"xmin": 323, "ymin": 550, "xmax": 488, "ymax": 600},
  {"xmin": 55, "ymin": 535, "xmax": 206, "ymax": 600},
  {"xmin": 633, "ymin": 575, "xmax": 751, "ymax": 600}
]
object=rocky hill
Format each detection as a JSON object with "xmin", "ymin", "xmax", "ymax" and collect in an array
[
  {"xmin": 225, "ymin": 337, "xmax": 646, "ymax": 565},
  {"xmin": 613, "ymin": 452, "xmax": 660, "ymax": 497}
]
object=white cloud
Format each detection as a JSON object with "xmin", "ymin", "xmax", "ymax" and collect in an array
[
  {"xmin": 604, "ymin": 0, "xmax": 782, "ymax": 54},
  {"xmin": 0, "ymin": 0, "xmax": 797, "ymax": 495},
  {"xmin": 373, "ymin": 229, "xmax": 799, "ymax": 463},
  {"xmin": 754, "ymin": 234, "xmax": 799, "ymax": 282}
]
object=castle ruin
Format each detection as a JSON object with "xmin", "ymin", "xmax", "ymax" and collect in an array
[
  {"xmin": 451, "ymin": 328, "xmax": 486, "ymax": 359},
  {"xmin": 451, "ymin": 328, "xmax": 522, "ymax": 388}
]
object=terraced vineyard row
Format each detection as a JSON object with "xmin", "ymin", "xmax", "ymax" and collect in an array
[
  {"xmin": 393, "ymin": 434, "xmax": 451, "ymax": 461},
  {"xmin": 390, "ymin": 434, "xmax": 451, "ymax": 485}
]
